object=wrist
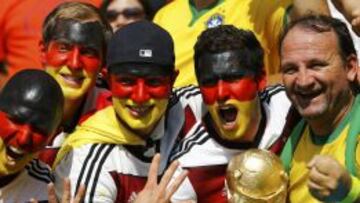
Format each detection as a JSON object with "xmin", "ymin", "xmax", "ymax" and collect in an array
[{"xmin": 341, "ymin": 175, "xmax": 360, "ymax": 203}]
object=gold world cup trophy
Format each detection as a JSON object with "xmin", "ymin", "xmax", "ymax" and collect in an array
[{"xmin": 226, "ymin": 149, "xmax": 288, "ymax": 203}]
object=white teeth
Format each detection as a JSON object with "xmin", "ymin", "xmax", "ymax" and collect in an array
[
  {"xmin": 127, "ymin": 106, "xmax": 152, "ymax": 117},
  {"xmin": 61, "ymin": 74, "xmax": 84, "ymax": 86},
  {"xmin": 9, "ymin": 146, "xmax": 24, "ymax": 155}
]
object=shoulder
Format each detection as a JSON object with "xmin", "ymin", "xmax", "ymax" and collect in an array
[{"xmin": 25, "ymin": 159, "xmax": 53, "ymax": 183}]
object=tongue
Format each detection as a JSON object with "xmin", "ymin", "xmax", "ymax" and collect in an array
[{"xmin": 220, "ymin": 108, "xmax": 237, "ymax": 122}]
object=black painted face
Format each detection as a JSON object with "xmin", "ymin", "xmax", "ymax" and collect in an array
[
  {"xmin": 196, "ymin": 51, "xmax": 257, "ymax": 86},
  {"xmin": 51, "ymin": 19, "xmax": 104, "ymax": 53},
  {"xmin": 0, "ymin": 70, "xmax": 64, "ymax": 136}
]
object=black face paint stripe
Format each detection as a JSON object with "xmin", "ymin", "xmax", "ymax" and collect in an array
[
  {"xmin": 197, "ymin": 51, "xmax": 258, "ymax": 85},
  {"xmin": 52, "ymin": 19, "xmax": 104, "ymax": 51}
]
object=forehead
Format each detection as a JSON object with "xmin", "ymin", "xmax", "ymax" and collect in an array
[
  {"xmin": 50, "ymin": 19, "xmax": 104, "ymax": 49},
  {"xmin": 281, "ymin": 27, "xmax": 339, "ymax": 62},
  {"xmin": 108, "ymin": 0, "xmax": 143, "ymax": 10},
  {"xmin": 198, "ymin": 51, "xmax": 255, "ymax": 76}
]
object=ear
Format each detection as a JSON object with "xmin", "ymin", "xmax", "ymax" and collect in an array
[
  {"xmin": 345, "ymin": 54, "xmax": 359, "ymax": 82},
  {"xmin": 39, "ymin": 41, "xmax": 47, "ymax": 65},
  {"xmin": 256, "ymin": 70, "xmax": 267, "ymax": 91}
]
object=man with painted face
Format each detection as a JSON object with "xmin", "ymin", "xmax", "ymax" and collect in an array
[
  {"xmin": 168, "ymin": 25, "xmax": 296, "ymax": 202},
  {"xmin": 0, "ymin": 69, "xmax": 63, "ymax": 202},
  {"xmin": 38, "ymin": 2, "xmax": 113, "ymax": 165},
  {"xmin": 53, "ymin": 20, "xmax": 196, "ymax": 202}
]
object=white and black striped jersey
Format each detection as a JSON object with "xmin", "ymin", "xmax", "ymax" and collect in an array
[
  {"xmin": 53, "ymin": 86, "xmax": 204, "ymax": 203},
  {"xmin": 170, "ymin": 85, "xmax": 294, "ymax": 203},
  {"xmin": 0, "ymin": 159, "xmax": 53, "ymax": 202}
]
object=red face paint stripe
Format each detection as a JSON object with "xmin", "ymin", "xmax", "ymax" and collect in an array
[{"xmin": 200, "ymin": 77, "xmax": 258, "ymax": 105}]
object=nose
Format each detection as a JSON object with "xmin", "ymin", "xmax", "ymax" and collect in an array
[
  {"xmin": 217, "ymin": 80, "xmax": 231, "ymax": 102},
  {"xmin": 131, "ymin": 79, "xmax": 150, "ymax": 104},
  {"xmin": 112, "ymin": 15, "xmax": 129, "ymax": 31},
  {"xmin": 16, "ymin": 125, "xmax": 33, "ymax": 151},
  {"xmin": 296, "ymin": 68, "xmax": 315, "ymax": 90},
  {"xmin": 67, "ymin": 47, "xmax": 82, "ymax": 70}
]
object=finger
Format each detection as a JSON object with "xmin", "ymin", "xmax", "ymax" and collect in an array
[
  {"xmin": 62, "ymin": 178, "xmax": 71, "ymax": 203},
  {"xmin": 47, "ymin": 182, "xmax": 58, "ymax": 203},
  {"xmin": 308, "ymin": 165, "xmax": 330, "ymax": 186},
  {"xmin": 146, "ymin": 153, "xmax": 161, "ymax": 188},
  {"xmin": 165, "ymin": 170, "xmax": 188, "ymax": 200},
  {"xmin": 158, "ymin": 160, "xmax": 180, "ymax": 190},
  {"xmin": 307, "ymin": 155, "xmax": 322, "ymax": 169},
  {"xmin": 74, "ymin": 184, "xmax": 86, "ymax": 203}
]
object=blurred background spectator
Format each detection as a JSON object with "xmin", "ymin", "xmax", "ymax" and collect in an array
[
  {"xmin": 100, "ymin": 0, "xmax": 168, "ymax": 32},
  {"xmin": 0, "ymin": 0, "xmax": 102, "ymax": 90}
]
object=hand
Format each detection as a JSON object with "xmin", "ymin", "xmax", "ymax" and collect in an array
[
  {"xmin": 30, "ymin": 178, "xmax": 86, "ymax": 203},
  {"xmin": 307, "ymin": 155, "xmax": 352, "ymax": 202},
  {"xmin": 133, "ymin": 153, "xmax": 189, "ymax": 203},
  {"xmin": 332, "ymin": 0, "xmax": 360, "ymax": 36}
]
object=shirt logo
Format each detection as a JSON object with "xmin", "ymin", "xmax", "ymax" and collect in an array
[
  {"xmin": 206, "ymin": 14, "xmax": 224, "ymax": 28},
  {"xmin": 139, "ymin": 49, "xmax": 152, "ymax": 57}
]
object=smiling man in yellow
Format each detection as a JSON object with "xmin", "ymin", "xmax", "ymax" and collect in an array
[{"xmin": 280, "ymin": 15, "xmax": 360, "ymax": 203}]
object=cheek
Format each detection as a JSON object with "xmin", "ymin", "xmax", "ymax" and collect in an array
[
  {"xmin": 31, "ymin": 134, "xmax": 49, "ymax": 150},
  {"xmin": 0, "ymin": 120, "xmax": 16, "ymax": 142},
  {"xmin": 200, "ymin": 86, "xmax": 217, "ymax": 105},
  {"xmin": 230, "ymin": 80, "xmax": 258, "ymax": 101},
  {"xmin": 148, "ymin": 85, "xmax": 171, "ymax": 99},
  {"xmin": 81, "ymin": 57, "xmax": 101, "ymax": 73},
  {"xmin": 45, "ymin": 50, "xmax": 68, "ymax": 68},
  {"xmin": 111, "ymin": 83, "xmax": 134, "ymax": 98}
]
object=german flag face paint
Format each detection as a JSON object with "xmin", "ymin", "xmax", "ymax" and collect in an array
[
  {"xmin": 197, "ymin": 51, "xmax": 262, "ymax": 141},
  {"xmin": 43, "ymin": 20, "xmax": 104, "ymax": 100},
  {"xmin": 0, "ymin": 112, "xmax": 52, "ymax": 176},
  {"xmin": 109, "ymin": 66, "xmax": 174, "ymax": 136}
]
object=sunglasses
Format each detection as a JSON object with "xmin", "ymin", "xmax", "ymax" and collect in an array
[{"xmin": 106, "ymin": 8, "xmax": 145, "ymax": 21}]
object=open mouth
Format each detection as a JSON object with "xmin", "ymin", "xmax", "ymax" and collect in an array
[
  {"xmin": 126, "ymin": 105, "xmax": 153, "ymax": 118},
  {"xmin": 60, "ymin": 73, "xmax": 85, "ymax": 87},
  {"xmin": 218, "ymin": 105, "xmax": 238, "ymax": 130},
  {"xmin": 295, "ymin": 90, "xmax": 322, "ymax": 105},
  {"xmin": 5, "ymin": 146, "xmax": 25, "ymax": 165}
]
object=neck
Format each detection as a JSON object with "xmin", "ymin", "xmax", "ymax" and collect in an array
[
  {"xmin": 0, "ymin": 172, "xmax": 20, "ymax": 188},
  {"xmin": 309, "ymin": 94, "xmax": 354, "ymax": 136},
  {"xmin": 62, "ymin": 96, "xmax": 84, "ymax": 127},
  {"xmin": 192, "ymin": 0, "xmax": 218, "ymax": 10}
]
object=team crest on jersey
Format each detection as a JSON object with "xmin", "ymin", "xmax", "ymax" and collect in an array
[{"xmin": 206, "ymin": 13, "xmax": 224, "ymax": 28}]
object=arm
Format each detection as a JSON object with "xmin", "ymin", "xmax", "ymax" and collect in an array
[{"xmin": 331, "ymin": 0, "xmax": 360, "ymax": 36}]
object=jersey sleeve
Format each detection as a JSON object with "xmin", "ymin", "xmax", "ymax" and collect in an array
[{"xmin": 54, "ymin": 144, "xmax": 117, "ymax": 202}]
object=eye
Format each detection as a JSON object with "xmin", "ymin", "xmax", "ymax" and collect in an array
[
  {"xmin": 308, "ymin": 60, "xmax": 328, "ymax": 70},
  {"xmin": 145, "ymin": 77, "xmax": 170, "ymax": 87},
  {"xmin": 116, "ymin": 76, "xmax": 136, "ymax": 86},
  {"xmin": 200, "ymin": 77, "xmax": 218, "ymax": 87},
  {"xmin": 281, "ymin": 64, "xmax": 297, "ymax": 75},
  {"xmin": 56, "ymin": 43, "xmax": 72, "ymax": 53},
  {"xmin": 80, "ymin": 47, "xmax": 99, "ymax": 57}
]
